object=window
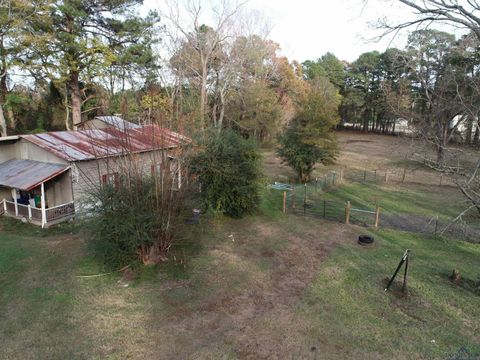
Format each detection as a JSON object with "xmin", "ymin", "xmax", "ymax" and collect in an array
[
  {"xmin": 101, "ymin": 172, "xmax": 119, "ymax": 189},
  {"xmin": 151, "ymin": 163, "xmax": 162, "ymax": 177}
]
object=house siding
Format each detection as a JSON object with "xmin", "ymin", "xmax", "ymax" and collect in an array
[
  {"xmin": 0, "ymin": 143, "xmax": 18, "ymax": 163},
  {"xmin": 72, "ymin": 149, "xmax": 173, "ymax": 212},
  {"xmin": 18, "ymin": 140, "xmax": 69, "ymax": 165}
]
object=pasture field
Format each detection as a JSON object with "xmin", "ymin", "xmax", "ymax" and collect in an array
[{"xmin": 0, "ymin": 132, "xmax": 479, "ymax": 359}]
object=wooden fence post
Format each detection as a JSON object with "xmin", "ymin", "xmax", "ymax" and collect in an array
[
  {"xmin": 402, "ymin": 168, "xmax": 406, "ymax": 183},
  {"xmin": 374, "ymin": 205, "xmax": 380, "ymax": 228},
  {"xmin": 340, "ymin": 168, "xmax": 344, "ymax": 182},
  {"xmin": 283, "ymin": 191, "xmax": 287, "ymax": 214},
  {"xmin": 345, "ymin": 201, "xmax": 351, "ymax": 225},
  {"xmin": 333, "ymin": 172, "xmax": 336, "ymax": 185},
  {"xmin": 303, "ymin": 183, "xmax": 307, "ymax": 216},
  {"xmin": 374, "ymin": 169, "xmax": 377, "ymax": 182},
  {"xmin": 363, "ymin": 169, "xmax": 367, "ymax": 182},
  {"xmin": 292, "ymin": 188, "xmax": 296, "ymax": 209},
  {"xmin": 385, "ymin": 171, "xmax": 389, "ymax": 183},
  {"xmin": 439, "ymin": 174, "xmax": 443, "ymax": 186}
]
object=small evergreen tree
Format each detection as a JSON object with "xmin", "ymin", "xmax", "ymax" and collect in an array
[
  {"xmin": 192, "ymin": 130, "xmax": 263, "ymax": 218},
  {"xmin": 277, "ymin": 77, "xmax": 340, "ymax": 182}
]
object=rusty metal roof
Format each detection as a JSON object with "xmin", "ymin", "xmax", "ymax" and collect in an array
[
  {"xmin": 0, "ymin": 159, "xmax": 69, "ymax": 191},
  {"xmin": 21, "ymin": 125, "xmax": 189, "ymax": 162},
  {"xmin": 95, "ymin": 116, "xmax": 141, "ymax": 130}
]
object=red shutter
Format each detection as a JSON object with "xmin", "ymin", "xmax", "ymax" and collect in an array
[{"xmin": 101, "ymin": 174, "xmax": 107, "ymax": 185}]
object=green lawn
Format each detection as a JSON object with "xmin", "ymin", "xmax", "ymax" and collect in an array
[
  {"xmin": 1, "ymin": 205, "xmax": 479, "ymax": 359},
  {"xmin": 299, "ymin": 228, "xmax": 480, "ymax": 358},
  {"xmin": 0, "ymin": 174, "xmax": 479, "ymax": 358}
]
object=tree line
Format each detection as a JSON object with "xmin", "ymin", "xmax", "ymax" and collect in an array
[
  {"xmin": 0, "ymin": 0, "xmax": 338, "ymax": 147},
  {"xmin": 4, "ymin": 2, "xmax": 480, "ymax": 172}
]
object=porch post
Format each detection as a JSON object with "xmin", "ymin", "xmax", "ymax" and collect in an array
[
  {"xmin": 28, "ymin": 205, "xmax": 32, "ymax": 219},
  {"xmin": 3, "ymin": 199, "xmax": 6, "ymax": 212},
  {"xmin": 12, "ymin": 188, "xmax": 18, "ymax": 216},
  {"xmin": 41, "ymin": 183, "xmax": 46, "ymax": 228}
]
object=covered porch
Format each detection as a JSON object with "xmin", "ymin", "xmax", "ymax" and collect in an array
[{"xmin": 0, "ymin": 159, "xmax": 75, "ymax": 228}]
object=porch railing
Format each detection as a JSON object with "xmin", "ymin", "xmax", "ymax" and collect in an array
[
  {"xmin": 1, "ymin": 199, "xmax": 75, "ymax": 226},
  {"xmin": 5, "ymin": 200, "xmax": 15, "ymax": 214},
  {"xmin": 16, "ymin": 203, "xmax": 30, "ymax": 218},
  {"xmin": 31, "ymin": 207, "xmax": 42, "ymax": 221},
  {"xmin": 46, "ymin": 202, "xmax": 75, "ymax": 222}
]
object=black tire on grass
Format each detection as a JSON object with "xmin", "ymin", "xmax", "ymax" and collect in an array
[{"xmin": 358, "ymin": 235, "xmax": 374, "ymax": 245}]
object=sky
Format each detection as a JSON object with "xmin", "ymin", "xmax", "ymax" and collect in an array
[
  {"xmin": 143, "ymin": 0, "xmax": 468, "ymax": 63},
  {"xmin": 243, "ymin": 0, "xmax": 412, "ymax": 62}
]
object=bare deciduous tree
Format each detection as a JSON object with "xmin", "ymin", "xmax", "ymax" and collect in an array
[{"xmin": 161, "ymin": 0, "xmax": 245, "ymax": 130}]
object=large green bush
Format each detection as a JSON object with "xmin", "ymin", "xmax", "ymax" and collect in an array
[
  {"xmin": 191, "ymin": 130, "xmax": 264, "ymax": 218},
  {"xmin": 88, "ymin": 160, "xmax": 190, "ymax": 269}
]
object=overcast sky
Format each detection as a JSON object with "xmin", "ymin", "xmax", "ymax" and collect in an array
[{"xmin": 144, "ymin": 0, "xmax": 464, "ymax": 63}]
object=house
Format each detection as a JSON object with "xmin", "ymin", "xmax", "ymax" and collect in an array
[{"xmin": 0, "ymin": 116, "xmax": 188, "ymax": 227}]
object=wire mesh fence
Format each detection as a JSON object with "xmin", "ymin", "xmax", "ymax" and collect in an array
[
  {"xmin": 268, "ymin": 161, "xmax": 480, "ymax": 242},
  {"xmin": 343, "ymin": 167, "xmax": 455, "ymax": 187}
]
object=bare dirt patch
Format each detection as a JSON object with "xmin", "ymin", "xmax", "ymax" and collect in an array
[{"xmin": 154, "ymin": 219, "xmax": 357, "ymax": 359}]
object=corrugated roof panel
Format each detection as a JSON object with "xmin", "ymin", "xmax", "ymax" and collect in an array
[
  {"xmin": 21, "ymin": 124, "xmax": 189, "ymax": 162},
  {"xmin": 95, "ymin": 116, "xmax": 141, "ymax": 130},
  {"xmin": 0, "ymin": 159, "xmax": 69, "ymax": 191}
]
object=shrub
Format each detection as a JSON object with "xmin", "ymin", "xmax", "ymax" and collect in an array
[
  {"xmin": 191, "ymin": 130, "xmax": 264, "ymax": 218},
  {"xmin": 277, "ymin": 125, "xmax": 334, "ymax": 183},
  {"xmin": 277, "ymin": 77, "xmax": 339, "ymax": 182},
  {"xmin": 88, "ymin": 154, "xmax": 190, "ymax": 269}
]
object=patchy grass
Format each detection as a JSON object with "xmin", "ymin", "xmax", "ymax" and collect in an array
[
  {"xmin": 299, "ymin": 228, "xmax": 480, "ymax": 358},
  {"xmin": 317, "ymin": 182, "xmax": 470, "ymax": 220},
  {"xmin": 1, "ymin": 132, "xmax": 479, "ymax": 359}
]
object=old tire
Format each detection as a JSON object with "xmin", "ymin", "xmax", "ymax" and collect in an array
[{"xmin": 358, "ymin": 235, "xmax": 374, "ymax": 245}]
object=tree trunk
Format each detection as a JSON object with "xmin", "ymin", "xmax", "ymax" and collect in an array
[
  {"xmin": 218, "ymin": 89, "xmax": 225, "ymax": 133},
  {"xmin": 0, "ymin": 67, "xmax": 7, "ymax": 136},
  {"xmin": 473, "ymin": 119, "xmax": 480, "ymax": 145},
  {"xmin": 0, "ymin": 104, "xmax": 7, "ymax": 137},
  {"xmin": 200, "ymin": 60, "xmax": 207, "ymax": 131},
  {"xmin": 69, "ymin": 71, "xmax": 82, "ymax": 129},
  {"xmin": 212, "ymin": 101, "xmax": 217, "ymax": 127},
  {"xmin": 436, "ymin": 144, "xmax": 445, "ymax": 166},
  {"xmin": 0, "ymin": 64, "xmax": 8, "ymax": 135},
  {"xmin": 6, "ymin": 106, "xmax": 14, "ymax": 131},
  {"xmin": 465, "ymin": 115, "xmax": 473, "ymax": 145}
]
